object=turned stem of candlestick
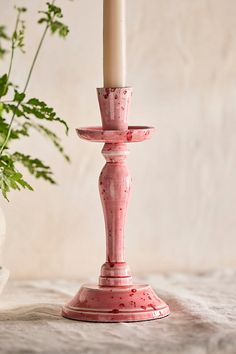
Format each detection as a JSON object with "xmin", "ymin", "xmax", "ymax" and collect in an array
[{"xmin": 99, "ymin": 143, "xmax": 132, "ymax": 286}]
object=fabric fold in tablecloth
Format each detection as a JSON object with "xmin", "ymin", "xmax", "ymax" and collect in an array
[{"xmin": 0, "ymin": 270, "xmax": 236, "ymax": 354}]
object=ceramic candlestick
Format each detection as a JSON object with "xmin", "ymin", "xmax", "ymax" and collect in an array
[{"xmin": 62, "ymin": 87, "xmax": 170, "ymax": 322}]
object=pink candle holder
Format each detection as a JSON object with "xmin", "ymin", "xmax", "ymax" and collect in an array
[{"xmin": 62, "ymin": 87, "xmax": 170, "ymax": 322}]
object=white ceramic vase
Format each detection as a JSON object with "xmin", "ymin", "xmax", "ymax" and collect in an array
[{"xmin": 0, "ymin": 206, "xmax": 9, "ymax": 294}]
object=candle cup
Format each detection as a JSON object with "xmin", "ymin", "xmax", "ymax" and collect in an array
[{"xmin": 97, "ymin": 87, "xmax": 132, "ymax": 130}]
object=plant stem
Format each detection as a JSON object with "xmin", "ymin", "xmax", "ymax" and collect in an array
[
  {"xmin": 7, "ymin": 11, "xmax": 21, "ymax": 82},
  {"xmin": 23, "ymin": 25, "xmax": 49, "ymax": 93},
  {"xmin": 24, "ymin": 0, "xmax": 56, "ymax": 91},
  {"xmin": 0, "ymin": 1, "xmax": 56, "ymax": 157}
]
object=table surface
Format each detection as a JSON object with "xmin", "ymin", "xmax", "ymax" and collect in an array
[{"xmin": 0, "ymin": 270, "xmax": 236, "ymax": 354}]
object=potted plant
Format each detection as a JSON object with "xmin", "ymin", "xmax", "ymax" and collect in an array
[{"xmin": 0, "ymin": 2, "xmax": 70, "ymax": 293}]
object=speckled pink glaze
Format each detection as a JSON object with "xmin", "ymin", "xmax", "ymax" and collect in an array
[
  {"xmin": 76, "ymin": 126, "xmax": 155, "ymax": 143},
  {"xmin": 62, "ymin": 284, "xmax": 170, "ymax": 322},
  {"xmin": 62, "ymin": 88, "xmax": 170, "ymax": 322},
  {"xmin": 97, "ymin": 87, "xmax": 132, "ymax": 130},
  {"xmin": 99, "ymin": 143, "xmax": 132, "ymax": 287}
]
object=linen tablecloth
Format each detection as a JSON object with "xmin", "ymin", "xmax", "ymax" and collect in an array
[{"xmin": 0, "ymin": 270, "xmax": 236, "ymax": 354}]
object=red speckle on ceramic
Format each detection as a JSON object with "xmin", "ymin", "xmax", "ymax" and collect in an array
[
  {"xmin": 111, "ymin": 309, "xmax": 120, "ymax": 313},
  {"xmin": 126, "ymin": 130, "xmax": 133, "ymax": 141}
]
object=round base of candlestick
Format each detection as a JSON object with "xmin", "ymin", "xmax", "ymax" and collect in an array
[{"xmin": 62, "ymin": 284, "xmax": 170, "ymax": 322}]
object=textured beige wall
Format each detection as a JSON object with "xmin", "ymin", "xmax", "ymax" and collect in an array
[{"xmin": 0, "ymin": 0, "xmax": 236, "ymax": 279}]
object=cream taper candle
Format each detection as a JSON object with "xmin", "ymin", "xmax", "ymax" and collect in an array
[{"xmin": 103, "ymin": 0, "xmax": 126, "ymax": 88}]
